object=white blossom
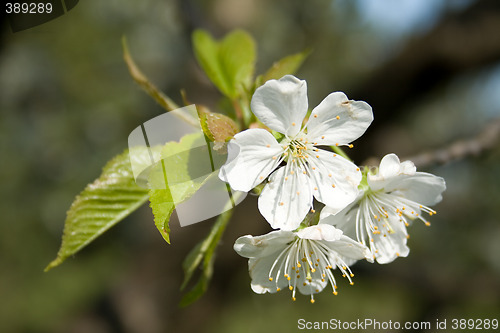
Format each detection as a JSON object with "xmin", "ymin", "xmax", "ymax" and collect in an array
[
  {"xmin": 219, "ymin": 75, "xmax": 373, "ymax": 230},
  {"xmin": 234, "ymin": 224, "xmax": 372, "ymax": 303},
  {"xmin": 321, "ymin": 153, "xmax": 446, "ymax": 264}
]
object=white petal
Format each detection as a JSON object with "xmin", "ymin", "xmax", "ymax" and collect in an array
[
  {"xmin": 308, "ymin": 149, "xmax": 361, "ymax": 212},
  {"xmin": 248, "ymin": 257, "xmax": 288, "ymax": 294},
  {"xmin": 258, "ymin": 165, "xmax": 313, "ymax": 231},
  {"xmin": 385, "ymin": 172, "xmax": 446, "ymax": 206},
  {"xmin": 324, "ymin": 235, "xmax": 373, "ymax": 262},
  {"xmin": 251, "ymin": 75, "xmax": 308, "ymax": 137},
  {"xmin": 379, "ymin": 153, "xmax": 404, "ymax": 178},
  {"xmin": 234, "ymin": 230, "xmax": 295, "ymax": 259},
  {"xmin": 296, "ymin": 277, "xmax": 328, "ymax": 295},
  {"xmin": 319, "ymin": 200, "xmax": 359, "ymax": 238},
  {"xmin": 372, "ymin": 217, "xmax": 410, "ymax": 264},
  {"xmin": 368, "ymin": 154, "xmax": 416, "ymax": 191},
  {"xmin": 219, "ymin": 128, "xmax": 283, "ymax": 192},
  {"xmin": 296, "ymin": 224, "xmax": 343, "ymax": 242},
  {"xmin": 306, "ymin": 92, "xmax": 373, "ymax": 146}
]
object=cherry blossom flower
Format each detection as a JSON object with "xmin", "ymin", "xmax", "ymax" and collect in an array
[
  {"xmin": 234, "ymin": 224, "xmax": 372, "ymax": 303},
  {"xmin": 321, "ymin": 153, "xmax": 446, "ymax": 264},
  {"xmin": 219, "ymin": 75, "xmax": 373, "ymax": 230}
]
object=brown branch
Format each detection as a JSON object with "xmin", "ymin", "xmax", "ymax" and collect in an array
[{"xmin": 403, "ymin": 118, "xmax": 500, "ymax": 168}]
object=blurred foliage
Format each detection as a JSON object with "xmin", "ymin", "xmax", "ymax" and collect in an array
[{"xmin": 1, "ymin": 0, "xmax": 499, "ymax": 333}]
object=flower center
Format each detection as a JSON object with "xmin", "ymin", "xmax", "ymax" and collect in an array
[
  {"xmin": 267, "ymin": 238, "xmax": 354, "ymax": 303},
  {"xmin": 282, "ymin": 136, "xmax": 314, "ymax": 163}
]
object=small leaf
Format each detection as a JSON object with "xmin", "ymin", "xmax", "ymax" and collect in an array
[
  {"xmin": 148, "ymin": 133, "xmax": 213, "ymax": 242},
  {"xmin": 192, "ymin": 29, "xmax": 256, "ymax": 99},
  {"xmin": 261, "ymin": 49, "xmax": 311, "ymax": 83},
  {"xmin": 198, "ymin": 107, "xmax": 238, "ymax": 143},
  {"xmin": 46, "ymin": 150, "xmax": 150, "ymax": 271},
  {"xmin": 219, "ymin": 30, "xmax": 256, "ymax": 95},
  {"xmin": 149, "ymin": 182, "xmax": 174, "ymax": 244},
  {"xmin": 179, "ymin": 209, "xmax": 232, "ymax": 307}
]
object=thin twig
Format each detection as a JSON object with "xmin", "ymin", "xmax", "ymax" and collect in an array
[{"xmin": 404, "ymin": 118, "xmax": 500, "ymax": 168}]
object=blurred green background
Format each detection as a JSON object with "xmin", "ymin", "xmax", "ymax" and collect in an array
[{"xmin": 1, "ymin": 0, "xmax": 499, "ymax": 332}]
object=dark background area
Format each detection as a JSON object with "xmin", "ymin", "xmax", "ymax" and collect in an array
[{"xmin": 1, "ymin": 1, "xmax": 499, "ymax": 332}]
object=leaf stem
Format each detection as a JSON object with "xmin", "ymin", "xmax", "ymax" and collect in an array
[{"xmin": 331, "ymin": 145, "xmax": 351, "ymax": 161}]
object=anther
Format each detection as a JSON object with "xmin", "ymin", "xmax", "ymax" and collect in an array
[
  {"xmin": 348, "ymin": 144, "xmax": 354, "ymax": 148},
  {"xmin": 280, "ymin": 202, "xmax": 284, "ymax": 206},
  {"xmin": 269, "ymin": 277, "xmax": 273, "ymax": 281},
  {"xmin": 336, "ymin": 116, "xmax": 340, "ymax": 120},
  {"xmin": 313, "ymin": 114, "xmax": 318, "ymax": 118},
  {"xmin": 266, "ymin": 144, "xmax": 270, "ymax": 148}
]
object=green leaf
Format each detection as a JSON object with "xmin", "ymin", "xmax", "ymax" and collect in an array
[
  {"xmin": 45, "ymin": 150, "xmax": 149, "ymax": 271},
  {"xmin": 149, "ymin": 180, "xmax": 174, "ymax": 244},
  {"xmin": 148, "ymin": 132, "xmax": 213, "ymax": 243},
  {"xmin": 179, "ymin": 209, "xmax": 233, "ymax": 307},
  {"xmin": 260, "ymin": 49, "xmax": 311, "ymax": 83},
  {"xmin": 192, "ymin": 29, "xmax": 256, "ymax": 99}
]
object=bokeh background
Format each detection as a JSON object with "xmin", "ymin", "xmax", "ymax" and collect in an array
[{"xmin": 1, "ymin": 0, "xmax": 500, "ymax": 332}]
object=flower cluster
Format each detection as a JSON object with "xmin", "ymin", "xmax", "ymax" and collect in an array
[{"xmin": 219, "ymin": 75, "xmax": 446, "ymax": 303}]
